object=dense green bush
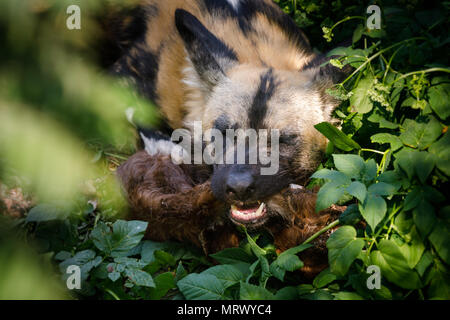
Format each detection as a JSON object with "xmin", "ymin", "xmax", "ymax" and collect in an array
[{"xmin": 1, "ymin": 0, "xmax": 448, "ymax": 300}]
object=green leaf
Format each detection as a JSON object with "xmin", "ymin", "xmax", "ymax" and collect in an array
[
  {"xmin": 140, "ymin": 241, "xmax": 167, "ymax": 263},
  {"xmin": 202, "ymin": 264, "xmax": 247, "ymax": 288},
  {"xmin": 311, "ymin": 169, "xmax": 351, "ymax": 185},
  {"xmin": 174, "ymin": 262, "xmax": 187, "ymax": 283},
  {"xmin": 316, "ymin": 181, "xmax": 346, "ymax": 212},
  {"xmin": 314, "ymin": 122, "xmax": 361, "ymax": 151},
  {"xmin": 239, "ymin": 282, "xmax": 274, "ymax": 300},
  {"xmin": 371, "ymin": 133, "xmax": 403, "ymax": 151},
  {"xmin": 350, "ymin": 76, "xmax": 374, "ymax": 114},
  {"xmin": 346, "ymin": 181, "xmax": 367, "ymax": 203},
  {"xmin": 359, "ymin": 193, "xmax": 387, "ymax": 230},
  {"xmin": 412, "ymin": 199, "xmax": 436, "ymax": 237},
  {"xmin": 399, "ymin": 118, "xmax": 442, "ymax": 150},
  {"xmin": 274, "ymin": 286, "xmax": 299, "ymax": 300},
  {"xmin": 368, "ymin": 182, "xmax": 398, "ymax": 196},
  {"xmin": 313, "ymin": 268, "xmax": 338, "ymax": 288},
  {"xmin": 327, "ymin": 226, "xmax": 365, "ymax": 276},
  {"xmin": 333, "ymin": 154, "xmax": 365, "ymax": 179},
  {"xmin": 91, "ymin": 220, "xmax": 147, "ymax": 258},
  {"xmin": 429, "ymin": 132, "xmax": 450, "ymax": 176},
  {"xmin": 429, "ymin": 222, "xmax": 450, "ymax": 265},
  {"xmin": 108, "ymin": 271, "xmax": 120, "ymax": 282},
  {"xmin": 26, "ymin": 203, "xmax": 71, "ymax": 222},
  {"xmin": 339, "ymin": 204, "xmax": 362, "ymax": 226},
  {"xmin": 352, "ymin": 24, "xmax": 365, "ymax": 43},
  {"xmin": 412, "ymin": 151, "xmax": 436, "ymax": 184},
  {"xmin": 210, "ymin": 248, "xmax": 256, "ymax": 265},
  {"xmin": 397, "ymin": 226, "xmax": 425, "ymax": 268},
  {"xmin": 148, "ymin": 272, "xmax": 176, "ymax": 300},
  {"xmin": 333, "ymin": 292, "xmax": 364, "ymax": 300},
  {"xmin": 177, "ymin": 274, "xmax": 226, "ymax": 300},
  {"xmin": 124, "ymin": 268, "xmax": 155, "ymax": 288},
  {"xmin": 428, "ymin": 77, "xmax": 450, "ymax": 120},
  {"xmin": 427, "ymin": 260, "xmax": 450, "ymax": 299},
  {"xmin": 362, "ymin": 159, "xmax": 378, "ymax": 184},
  {"xmin": 370, "ymin": 240, "xmax": 422, "ymax": 289}
]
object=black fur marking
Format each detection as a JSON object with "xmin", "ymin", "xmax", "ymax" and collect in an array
[
  {"xmin": 114, "ymin": 47, "xmax": 160, "ymax": 102},
  {"xmin": 203, "ymin": 0, "xmax": 310, "ymax": 49},
  {"xmin": 213, "ymin": 114, "xmax": 231, "ymax": 133},
  {"xmin": 248, "ymin": 69, "xmax": 277, "ymax": 129},
  {"xmin": 175, "ymin": 9, "xmax": 238, "ymax": 87}
]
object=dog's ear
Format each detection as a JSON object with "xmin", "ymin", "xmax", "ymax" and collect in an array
[{"xmin": 175, "ymin": 9, "xmax": 238, "ymax": 88}]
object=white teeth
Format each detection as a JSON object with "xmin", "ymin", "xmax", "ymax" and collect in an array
[
  {"xmin": 230, "ymin": 202, "xmax": 266, "ymax": 222},
  {"xmin": 255, "ymin": 202, "xmax": 265, "ymax": 216}
]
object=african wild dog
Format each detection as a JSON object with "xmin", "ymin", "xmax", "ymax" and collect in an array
[{"xmin": 111, "ymin": 0, "xmax": 347, "ymax": 230}]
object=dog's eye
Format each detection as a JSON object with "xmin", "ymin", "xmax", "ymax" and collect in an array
[{"xmin": 279, "ymin": 134, "xmax": 297, "ymax": 146}]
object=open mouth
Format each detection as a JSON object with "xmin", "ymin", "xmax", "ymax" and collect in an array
[{"xmin": 230, "ymin": 202, "xmax": 267, "ymax": 225}]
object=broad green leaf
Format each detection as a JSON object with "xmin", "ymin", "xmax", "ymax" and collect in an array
[
  {"xmin": 316, "ymin": 181, "xmax": 346, "ymax": 212},
  {"xmin": 362, "ymin": 159, "xmax": 378, "ymax": 184},
  {"xmin": 370, "ymin": 240, "xmax": 422, "ymax": 289},
  {"xmin": 413, "ymin": 199, "xmax": 436, "ymax": 237},
  {"xmin": 26, "ymin": 203, "xmax": 71, "ymax": 222},
  {"xmin": 346, "ymin": 181, "xmax": 367, "ymax": 203},
  {"xmin": 108, "ymin": 271, "xmax": 120, "ymax": 282},
  {"xmin": 314, "ymin": 122, "xmax": 361, "ymax": 151},
  {"xmin": 313, "ymin": 268, "xmax": 338, "ymax": 288},
  {"xmin": 148, "ymin": 272, "xmax": 175, "ymax": 300},
  {"xmin": 239, "ymin": 282, "xmax": 274, "ymax": 300},
  {"xmin": 395, "ymin": 148, "xmax": 415, "ymax": 179},
  {"xmin": 399, "ymin": 117, "xmax": 442, "ymax": 150},
  {"xmin": 333, "ymin": 291, "xmax": 364, "ymax": 300},
  {"xmin": 398, "ymin": 226, "xmax": 425, "ymax": 268},
  {"xmin": 368, "ymin": 182, "xmax": 398, "ymax": 196},
  {"xmin": 429, "ymin": 132, "xmax": 450, "ymax": 176},
  {"xmin": 428, "ymin": 77, "xmax": 450, "ymax": 120},
  {"xmin": 415, "ymin": 251, "xmax": 434, "ymax": 277},
  {"xmin": 91, "ymin": 220, "xmax": 147, "ymax": 257},
  {"xmin": 124, "ymin": 268, "xmax": 155, "ymax": 288},
  {"xmin": 339, "ymin": 204, "xmax": 362, "ymax": 226},
  {"xmin": 350, "ymin": 76, "xmax": 374, "ymax": 114},
  {"xmin": 140, "ymin": 241, "xmax": 167, "ymax": 263},
  {"xmin": 333, "ymin": 154, "xmax": 365, "ymax": 179},
  {"xmin": 311, "ymin": 169, "xmax": 351, "ymax": 185},
  {"xmin": 210, "ymin": 248, "xmax": 256, "ymax": 265},
  {"xmin": 371, "ymin": 133, "xmax": 403, "ymax": 151},
  {"xmin": 270, "ymin": 254, "xmax": 303, "ymax": 281},
  {"xmin": 177, "ymin": 274, "xmax": 226, "ymax": 300},
  {"xmin": 327, "ymin": 226, "xmax": 365, "ymax": 276},
  {"xmin": 377, "ymin": 171, "xmax": 403, "ymax": 190},
  {"xmin": 412, "ymin": 151, "xmax": 436, "ymax": 184},
  {"xmin": 274, "ymin": 286, "xmax": 299, "ymax": 300},
  {"xmin": 202, "ymin": 264, "xmax": 247, "ymax": 288},
  {"xmin": 427, "ymin": 260, "xmax": 450, "ymax": 299},
  {"xmin": 429, "ymin": 222, "xmax": 450, "ymax": 265},
  {"xmin": 359, "ymin": 193, "xmax": 387, "ymax": 230}
]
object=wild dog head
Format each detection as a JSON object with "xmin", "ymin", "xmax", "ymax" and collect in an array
[{"xmin": 174, "ymin": 8, "xmax": 347, "ymax": 229}]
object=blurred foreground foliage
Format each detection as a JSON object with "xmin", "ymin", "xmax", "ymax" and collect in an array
[{"xmin": 0, "ymin": 0, "xmax": 449, "ymax": 300}]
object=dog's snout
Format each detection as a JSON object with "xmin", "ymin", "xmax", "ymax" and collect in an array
[{"xmin": 225, "ymin": 170, "xmax": 255, "ymax": 200}]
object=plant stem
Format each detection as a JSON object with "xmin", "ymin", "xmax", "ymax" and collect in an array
[
  {"xmin": 105, "ymin": 289, "xmax": 121, "ymax": 300},
  {"xmin": 341, "ymin": 37, "xmax": 427, "ymax": 86},
  {"xmin": 303, "ymin": 220, "xmax": 340, "ymax": 245},
  {"xmin": 388, "ymin": 67, "xmax": 450, "ymax": 86},
  {"xmin": 360, "ymin": 148, "xmax": 386, "ymax": 155}
]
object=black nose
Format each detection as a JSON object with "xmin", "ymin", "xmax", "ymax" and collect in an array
[{"xmin": 226, "ymin": 170, "xmax": 255, "ymax": 200}]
